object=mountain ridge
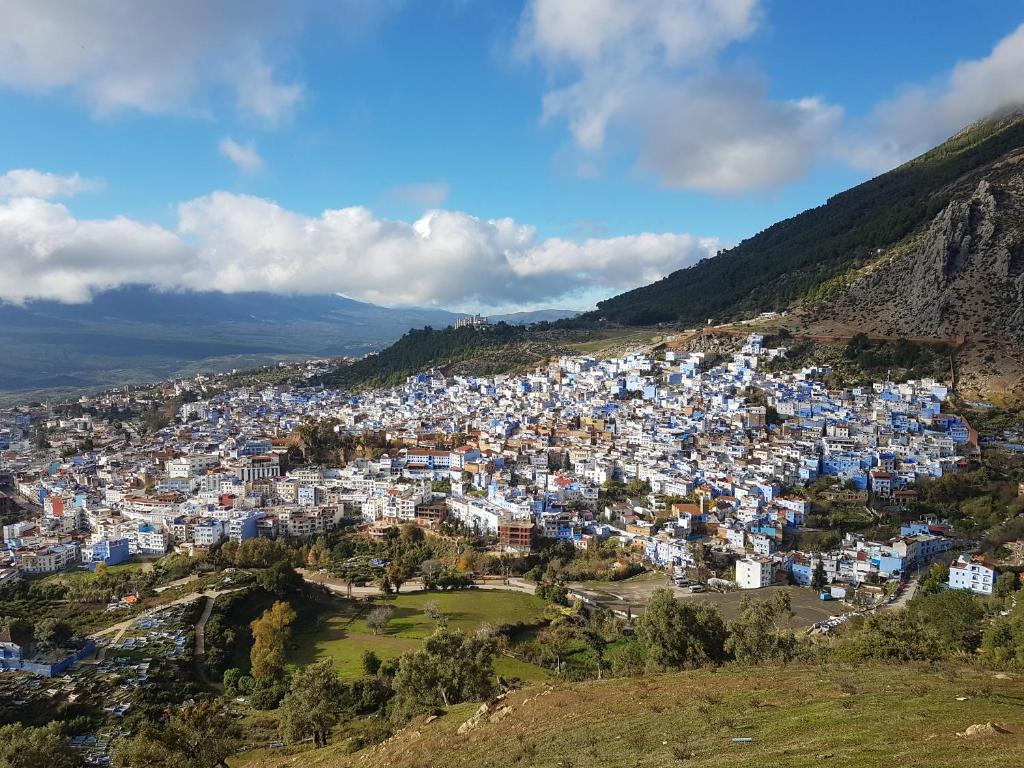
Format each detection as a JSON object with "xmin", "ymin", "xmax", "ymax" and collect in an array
[
  {"xmin": 321, "ymin": 111, "xmax": 1024, "ymax": 404},
  {"xmin": 587, "ymin": 111, "xmax": 1024, "ymax": 327},
  {"xmin": 0, "ymin": 287, "xmax": 577, "ymax": 394}
]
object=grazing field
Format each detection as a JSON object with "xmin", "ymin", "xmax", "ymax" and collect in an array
[
  {"xmin": 290, "ymin": 590, "xmax": 551, "ymax": 680},
  {"xmin": 233, "ymin": 662, "xmax": 1024, "ymax": 768}
]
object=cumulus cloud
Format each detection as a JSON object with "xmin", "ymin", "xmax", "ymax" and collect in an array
[
  {"xmin": 847, "ymin": 23, "xmax": 1024, "ymax": 171},
  {"xmin": 519, "ymin": 3, "xmax": 1024, "ymax": 191},
  {"xmin": 631, "ymin": 77, "xmax": 841, "ymax": 193},
  {"xmin": 0, "ymin": 0, "xmax": 306, "ymax": 122},
  {"xmin": 0, "ymin": 169, "xmax": 101, "ymax": 199},
  {"xmin": 218, "ymin": 138, "xmax": 265, "ymax": 173},
  {"xmin": 517, "ymin": 0, "xmax": 843, "ymax": 193},
  {"xmin": 177, "ymin": 192, "xmax": 719, "ymax": 308},
  {"xmin": 0, "ymin": 175, "xmax": 718, "ymax": 309},
  {"xmin": 0, "ymin": 196, "xmax": 192, "ymax": 304},
  {"xmin": 389, "ymin": 181, "xmax": 450, "ymax": 208},
  {"xmin": 521, "ymin": 0, "xmax": 760, "ymax": 146}
]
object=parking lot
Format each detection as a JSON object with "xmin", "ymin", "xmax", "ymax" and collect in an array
[{"xmin": 569, "ymin": 575, "xmax": 845, "ymax": 628}]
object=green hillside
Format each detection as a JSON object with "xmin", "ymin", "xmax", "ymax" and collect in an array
[
  {"xmin": 317, "ymin": 324, "xmax": 657, "ymax": 391},
  {"xmin": 588, "ymin": 111, "xmax": 1024, "ymax": 325},
  {"xmin": 232, "ymin": 662, "xmax": 1024, "ymax": 768}
]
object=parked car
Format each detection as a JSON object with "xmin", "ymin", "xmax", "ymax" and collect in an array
[{"xmin": 689, "ymin": 584, "xmax": 705, "ymax": 593}]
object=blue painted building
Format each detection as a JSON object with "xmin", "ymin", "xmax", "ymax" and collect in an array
[
  {"xmin": 89, "ymin": 538, "xmax": 130, "ymax": 566},
  {"xmin": 791, "ymin": 562, "xmax": 812, "ymax": 586},
  {"xmin": 0, "ymin": 640, "xmax": 96, "ymax": 677}
]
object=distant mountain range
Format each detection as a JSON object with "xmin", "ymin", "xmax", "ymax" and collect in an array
[
  {"xmin": 0, "ymin": 286, "xmax": 578, "ymax": 394},
  {"xmin": 13, "ymin": 113, "xmax": 1023, "ymax": 402}
]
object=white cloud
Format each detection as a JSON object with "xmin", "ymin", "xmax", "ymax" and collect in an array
[
  {"xmin": 519, "ymin": 0, "xmax": 758, "ymax": 73},
  {"xmin": 0, "ymin": 174, "xmax": 719, "ymax": 309},
  {"xmin": 218, "ymin": 137, "xmax": 265, "ymax": 173},
  {"xmin": 0, "ymin": 195, "xmax": 192, "ymax": 304},
  {"xmin": 0, "ymin": 169, "xmax": 101, "ymax": 198},
  {"xmin": 177, "ymin": 192, "xmax": 719, "ymax": 309},
  {"xmin": 0, "ymin": 0, "xmax": 305, "ymax": 122},
  {"xmin": 516, "ymin": 0, "xmax": 847, "ymax": 193},
  {"xmin": 520, "ymin": 0, "xmax": 760, "ymax": 149},
  {"xmin": 631, "ymin": 77, "xmax": 842, "ymax": 193},
  {"xmin": 848, "ymin": 23, "xmax": 1024, "ymax": 171},
  {"xmin": 230, "ymin": 53, "xmax": 304, "ymax": 125},
  {"xmin": 389, "ymin": 181, "xmax": 450, "ymax": 208}
]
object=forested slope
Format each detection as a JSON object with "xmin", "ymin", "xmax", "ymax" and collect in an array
[{"xmin": 589, "ymin": 112, "xmax": 1024, "ymax": 325}]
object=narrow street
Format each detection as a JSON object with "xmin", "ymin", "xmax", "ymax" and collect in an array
[{"xmin": 882, "ymin": 579, "xmax": 918, "ymax": 611}]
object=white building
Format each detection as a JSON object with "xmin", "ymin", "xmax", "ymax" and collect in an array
[
  {"xmin": 15, "ymin": 543, "xmax": 79, "ymax": 573},
  {"xmin": 446, "ymin": 495, "xmax": 502, "ymax": 534},
  {"xmin": 948, "ymin": 554, "xmax": 997, "ymax": 595},
  {"xmin": 167, "ymin": 454, "xmax": 220, "ymax": 478},
  {"xmin": 362, "ymin": 484, "xmax": 430, "ymax": 523},
  {"xmin": 736, "ymin": 556, "xmax": 773, "ymax": 589},
  {"xmin": 2, "ymin": 520, "xmax": 34, "ymax": 542},
  {"xmin": 236, "ymin": 455, "xmax": 281, "ymax": 482}
]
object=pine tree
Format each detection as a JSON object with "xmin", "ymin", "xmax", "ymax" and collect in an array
[{"xmin": 811, "ymin": 560, "xmax": 828, "ymax": 591}]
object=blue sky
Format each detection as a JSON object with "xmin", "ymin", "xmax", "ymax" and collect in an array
[{"xmin": 2, "ymin": 0, "xmax": 1024, "ymax": 312}]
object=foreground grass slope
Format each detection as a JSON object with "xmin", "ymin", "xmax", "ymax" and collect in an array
[{"xmin": 235, "ymin": 663, "xmax": 1024, "ymax": 768}]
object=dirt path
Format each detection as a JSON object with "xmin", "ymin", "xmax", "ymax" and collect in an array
[
  {"xmin": 661, "ymin": 325, "xmax": 961, "ymax": 351},
  {"xmin": 298, "ymin": 569, "xmax": 536, "ymax": 599},
  {"xmin": 90, "ymin": 586, "xmax": 241, "ymax": 641},
  {"xmin": 194, "ymin": 595, "xmax": 216, "ymax": 656},
  {"xmin": 154, "ymin": 573, "xmax": 199, "ymax": 593}
]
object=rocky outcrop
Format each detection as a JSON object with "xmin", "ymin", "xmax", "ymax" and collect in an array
[
  {"xmin": 799, "ymin": 164, "xmax": 1024, "ymax": 403},
  {"xmin": 814, "ymin": 176, "xmax": 1024, "ymax": 339}
]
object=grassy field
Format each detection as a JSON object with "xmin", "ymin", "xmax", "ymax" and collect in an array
[
  {"xmin": 233, "ymin": 662, "xmax": 1024, "ymax": 768},
  {"xmin": 35, "ymin": 560, "xmax": 146, "ymax": 586},
  {"xmin": 290, "ymin": 590, "xmax": 551, "ymax": 680},
  {"xmin": 567, "ymin": 329, "xmax": 662, "ymax": 356}
]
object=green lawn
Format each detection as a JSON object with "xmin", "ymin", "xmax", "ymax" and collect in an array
[
  {"xmin": 290, "ymin": 590, "xmax": 550, "ymax": 679},
  {"xmin": 37, "ymin": 560, "xmax": 147, "ymax": 588},
  {"xmin": 493, "ymin": 655, "xmax": 551, "ymax": 683}
]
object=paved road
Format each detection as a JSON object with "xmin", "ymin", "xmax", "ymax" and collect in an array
[{"xmin": 881, "ymin": 579, "xmax": 918, "ymax": 611}]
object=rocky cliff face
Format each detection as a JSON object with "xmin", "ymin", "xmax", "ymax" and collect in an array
[{"xmin": 799, "ymin": 155, "xmax": 1024, "ymax": 404}]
